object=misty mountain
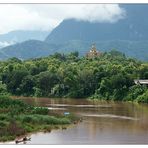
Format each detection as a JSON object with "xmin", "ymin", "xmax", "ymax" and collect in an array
[
  {"xmin": 1, "ymin": 39, "xmax": 148, "ymax": 61},
  {"xmin": 0, "ymin": 30, "xmax": 49, "ymax": 48},
  {"xmin": 45, "ymin": 4, "xmax": 148, "ymax": 43},
  {"xmin": 44, "ymin": 40, "xmax": 148, "ymax": 61},
  {"xmin": 1, "ymin": 4, "xmax": 148, "ymax": 61},
  {"xmin": 0, "ymin": 40, "xmax": 54, "ymax": 60}
]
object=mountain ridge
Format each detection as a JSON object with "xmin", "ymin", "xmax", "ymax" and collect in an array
[
  {"xmin": 0, "ymin": 30, "xmax": 49, "ymax": 48},
  {"xmin": 1, "ymin": 4, "xmax": 148, "ymax": 61}
]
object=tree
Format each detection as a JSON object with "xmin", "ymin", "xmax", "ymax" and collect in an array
[
  {"xmin": 2, "ymin": 70, "xmax": 28, "ymax": 95},
  {"xmin": 20, "ymin": 75, "xmax": 35, "ymax": 96},
  {"xmin": 125, "ymin": 85, "xmax": 146, "ymax": 101},
  {"xmin": 0, "ymin": 81, "xmax": 7, "ymax": 95},
  {"xmin": 136, "ymin": 90, "xmax": 148, "ymax": 103},
  {"xmin": 36, "ymin": 72, "xmax": 60, "ymax": 96}
]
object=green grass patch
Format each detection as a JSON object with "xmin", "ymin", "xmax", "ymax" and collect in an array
[{"xmin": 0, "ymin": 95, "xmax": 79, "ymax": 142}]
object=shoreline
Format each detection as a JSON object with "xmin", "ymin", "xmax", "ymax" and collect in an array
[
  {"xmin": 0, "ymin": 119, "xmax": 82, "ymax": 144},
  {"xmin": 11, "ymin": 95, "xmax": 148, "ymax": 105},
  {"xmin": 0, "ymin": 123, "xmax": 76, "ymax": 144},
  {"xmin": 0, "ymin": 96, "xmax": 81, "ymax": 143}
]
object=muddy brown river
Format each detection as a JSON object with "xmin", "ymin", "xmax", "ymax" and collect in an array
[{"xmin": 2, "ymin": 98, "xmax": 148, "ymax": 144}]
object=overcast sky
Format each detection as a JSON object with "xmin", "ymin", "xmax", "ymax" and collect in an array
[{"xmin": 0, "ymin": 4, "xmax": 126, "ymax": 34}]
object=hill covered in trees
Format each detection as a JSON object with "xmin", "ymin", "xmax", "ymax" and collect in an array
[
  {"xmin": 1, "ymin": 40, "xmax": 148, "ymax": 61},
  {"xmin": 0, "ymin": 40, "xmax": 53, "ymax": 60},
  {"xmin": 0, "ymin": 50, "xmax": 148, "ymax": 103}
]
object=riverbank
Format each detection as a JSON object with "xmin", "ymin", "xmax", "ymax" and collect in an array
[
  {"xmin": 1, "ymin": 97, "xmax": 148, "ymax": 144},
  {"xmin": 11, "ymin": 95, "xmax": 148, "ymax": 105},
  {"xmin": 0, "ymin": 95, "xmax": 80, "ymax": 142}
]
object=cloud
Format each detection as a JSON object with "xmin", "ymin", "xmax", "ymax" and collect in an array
[
  {"xmin": 0, "ymin": 41, "xmax": 15, "ymax": 48},
  {"xmin": 0, "ymin": 4, "xmax": 126, "ymax": 34}
]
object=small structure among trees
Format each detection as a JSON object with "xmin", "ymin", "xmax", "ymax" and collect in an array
[
  {"xmin": 86, "ymin": 44, "xmax": 101, "ymax": 58},
  {"xmin": 134, "ymin": 79, "xmax": 148, "ymax": 85}
]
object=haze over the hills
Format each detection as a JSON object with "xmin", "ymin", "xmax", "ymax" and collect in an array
[
  {"xmin": 0, "ymin": 30, "xmax": 49, "ymax": 48},
  {"xmin": 0, "ymin": 4, "xmax": 148, "ymax": 61}
]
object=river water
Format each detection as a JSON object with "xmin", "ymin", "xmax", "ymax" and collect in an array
[{"xmin": 3, "ymin": 98, "xmax": 148, "ymax": 144}]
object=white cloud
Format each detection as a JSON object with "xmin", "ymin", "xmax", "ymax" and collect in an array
[
  {"xmin": 0, "ymin": 4, "xmax": 126, "ymax": 34},
  {"xmin": 0, "ymin": 41, "xmax": 15, "ymax": 48}
]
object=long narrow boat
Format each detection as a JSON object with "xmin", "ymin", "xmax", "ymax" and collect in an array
[{"xmin": 15, "ymin": 137, "xmax": 31, "ymax": 144}]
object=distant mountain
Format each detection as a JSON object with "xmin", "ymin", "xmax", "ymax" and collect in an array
[
  {"xmin": 0, "ymin": 30, "xmax": 49, "ymax": 48},
  {"xmin": 44, "ymin": 40, "xmax": 148, "ymax": 61},
  {"xmin": 45, "ymin": 4, "xmax": 148, "ymax": 43},
  {"xmin": 0, "ymin": 40, "xmax": 54, "ymax": 60},
  {"xmin": 0, "ymin": 50, "xmax": 9, "ymax": 59},
  {"xmin": 1, "ymin": 4, "xmax": 148, "ymax": 61},
  {"xmin": 81, "ymin": 40, "xmax": 148, "ymax": 61},
  {"xmin": 1, "ymin": 39, "xmax": 148, "ymax": 61}
]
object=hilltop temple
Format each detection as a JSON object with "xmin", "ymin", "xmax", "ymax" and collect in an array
[{"xmin": 86, "ymin": 44, "xmax": 101, "ymax": 58}]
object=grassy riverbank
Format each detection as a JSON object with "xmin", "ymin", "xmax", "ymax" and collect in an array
[{"xmin": 0, "ymin": 95, "xmax": 80, "ymax": 142}]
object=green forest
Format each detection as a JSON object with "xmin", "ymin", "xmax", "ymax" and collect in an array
[{"xmin": 0, "ymin": 50, "xmax": 148, "ymax": 103}]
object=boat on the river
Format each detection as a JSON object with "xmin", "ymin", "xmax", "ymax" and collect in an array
[{"xmin": 15, "ymin": 137, "xmax": 31, "ymax": 144}]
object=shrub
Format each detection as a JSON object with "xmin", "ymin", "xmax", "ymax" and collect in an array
[
  {"xmin": 20, "ymin": 114, "xmax": 70, "ymax": 125},
  {"xmin": 31, "ymin": 107, "xmax": 49, "ymax": 115},
  {"xmin": 125, "ymin": 85, "xmax": 146, "ymax": 101},
  {"xmin": 136, "ymin": 90, "xmax": 148, "ymax": 103},
  {"xmin": 0, "ymin": 121, "xmax": 8, "ymax": 127},
  {"xmin": 0, "ymin": 96, "xmax": 33, "ymax": 114},
  {"xmin": 0, "ymin": 114, "xmax": 10, "ymax": 121}
]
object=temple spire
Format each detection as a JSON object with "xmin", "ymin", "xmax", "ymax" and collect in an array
[{"xmin": 86, "ymin": 44, "xmax": 101, "ymax": 58}]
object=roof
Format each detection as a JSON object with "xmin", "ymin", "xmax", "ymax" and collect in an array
[{"xmin": 134, "ymin": 79, "xmax": 148, "ymax": 84}]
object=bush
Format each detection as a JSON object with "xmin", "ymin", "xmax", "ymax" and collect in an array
[
  {"xmin": 125, "ymin": 85, "xmax": 146, "ymax": 101},
  {"xmin": 0, "ymin": 120, "xmax": 25, "ymax": 141},
  {"xmin": 0, "ymin": 121, "xmax": 8, "ymax": 127},
  {"xmin": 136, "ymin": 90, "xmax": 148, "ymax": 103},
  {"xmin": 0, "ymin": 136, "xmax": 15, "ymax": 142},
  {"xmin": 32, "ymin": 107, "xmax": 49, "ymax": 115},
  {"xmin": 21, "ymin": 115, "xmax": 34, "ymax": 123},
  {"xmin": 20, "ymin": 114, "xmax": 70, "ymax": 125},
  {"xmin": 0, "ymin": 96, "xmax": 33, "ymax": 114},
  {"xmin": 39, "ymin": 116, "xmax": 70, "ymax": 125},
  {"xmin": 0, "ymin": 82, "xmax": 8, "ymax": 95},
  {"xmin": 0, "ymin": 114, "xmax": 10, "ymax": 121}
]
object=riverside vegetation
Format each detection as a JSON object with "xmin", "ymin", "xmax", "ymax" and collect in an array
[
  {"xmin": 0, "ymin": 50, "xmax": 148, "ymax": 141},
  {"xmin": 0, "ymin": 95, "xmax": 79, "ymax": 142},
  {"xmin": 0, "ymin": 50, "xmax": 148, "ymax": 103}
]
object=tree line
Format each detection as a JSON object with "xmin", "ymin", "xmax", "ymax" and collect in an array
[{"xmin": 0, "ymin": 50, "xmax": 148, "ymax": 103}]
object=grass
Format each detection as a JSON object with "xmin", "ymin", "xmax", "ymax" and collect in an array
[{"xmin": 0, "ymin": 95, "xmax": 80, "ymax": 142}]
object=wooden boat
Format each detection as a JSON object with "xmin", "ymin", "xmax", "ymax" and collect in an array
[{"xmin": 15, "ymin": 137, "xmax": 31, "ymax": 144}]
